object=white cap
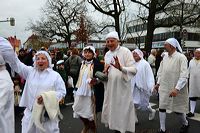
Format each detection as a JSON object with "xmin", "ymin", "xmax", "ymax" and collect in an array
[
  {"xmin": 57, "ymin": 60, "xmax": 64, "ymax": 65},
  {"xmin": 106, "ymin": 31, "xmax": 119, "ymax": 40},
  {"xmin": 83, "ymin": 46, "xmax": 96, "ymax": 55},
  {"xmin": 0, "ymin": 54, "xmax": 5, "ymax": 65},
  {"xmin": 165, "ymin": 38, "xmax": 182, "ymax": 53}
]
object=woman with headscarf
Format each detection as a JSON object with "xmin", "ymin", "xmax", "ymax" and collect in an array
[
  {"xmin": 0, "ymin": 37, "xmax": 66, "ymax": 133},
  {"xmin": 72, "ymin": 46, "xmax": 104, "ymax": 133},
  {"xmin": 131, "ymin": 49, "xmax": 156, "ymax": 122}
]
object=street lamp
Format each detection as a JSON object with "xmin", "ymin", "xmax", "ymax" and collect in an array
[{"xmin": 0, "ymin": 17, "xmax": 15, "ymax": 26}]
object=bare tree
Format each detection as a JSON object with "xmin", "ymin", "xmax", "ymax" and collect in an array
[
  {"xmin": 87, "ymin": 0, "xmax": 125, "ymax": 39},
  {"xmin": 27, "ymin": 0, "xmax": 87, "ymax": 48},
  {"xmin": 130, "ymin": 0, "xmax": 200, "ymax": 53}
]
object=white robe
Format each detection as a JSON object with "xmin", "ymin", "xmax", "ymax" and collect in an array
[
  {"xmin": 102, "ymin": 46, "xmax": 137, "ymax": 133},
  {"xmin": 0, "ymin": 69, "xmax": 14, "ymax": 133},
  {"xmin": 131, "ymin": 59, "xmax": 155, "ymax": 110},
  {"xmin": 157, "ymin": 51, "xmax": 188, "ymax": 113},
  {"xmin": 0, "ymin": 37, "xmax": 66, "ymax": 133},
  {"xmin": 188, "ymin": 59, "xmax": 200, "ymax": 97},
  {"xmin": 148, "ymin": 54, "xmax": 156, "ymax": 75}
]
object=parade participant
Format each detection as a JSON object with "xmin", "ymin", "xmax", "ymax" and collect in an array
[
  {"xmin": 187, "ymin": 48, "xmax": 200, "ymax": 117},
  {"xmin": 0, "ymin": 54, "xmax": 14, "ymax": 133},
  {"xmin": 101, "ymin": 31, "xmax": 137, "ymax": 133},
  {"xmin": 155, "ymin": 38, "xmax": 189, "ymax": 133},
  {"xmin": 0, "ymin": 37, "xmax": 66, "ymax": 133},
  {"xmin": 73, "ymin": 46, "xmax": 104, "ymax": 133},
  {"xmin": 131, "ymin": 49, "xmax": 156, "ymax": 122},
  {"xmin": 148, "ymin": 49, "xmax": 157, "ymax": 76}
]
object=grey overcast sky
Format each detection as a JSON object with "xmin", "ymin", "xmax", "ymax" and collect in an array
[
  {"xmin": 0, "ymin": 0, "xmax": 46, "ymax": 43},
  {"xmin": 0, "ymin": 0, "xmax": 138, "ymax": 44}
]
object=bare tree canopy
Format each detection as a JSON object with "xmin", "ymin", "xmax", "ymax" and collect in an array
[
  {"xmin": 27, "ymin": 0, "xmax": 89, "ymax": 47},
  {"xmin": 87, "ymin": 0, "xmax": 126, "ymax": 40},
  {"xmin": 130, "ymin": 0, "xmax": 200, "ymax": 53}
]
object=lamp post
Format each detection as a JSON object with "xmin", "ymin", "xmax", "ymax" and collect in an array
[{"xmin": 0, "ymin": 17, "xmax": 15, "ymax": 26}]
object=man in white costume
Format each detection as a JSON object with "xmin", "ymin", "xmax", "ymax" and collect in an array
[
  {"xmin": 131, "ymin": 49, "xmax": 156, "ymax": 122},
  {"xmin": 0, "ymin": 54, "xmax": 14, "ymax": 133},
  {"xmin": 148, "ymin": 49, "xmax": 157, "ymax": 76},
  {"xmin": 101, "ymin": 31, "xmax": 137, "ymax": 133},
  {"xmin": 0, "ymin": 37, "xmax": 66, "ymax": 133},
  {"xmin": 187, "ymin": 48, "xmax": 200, "ymax": 117},
  {"xmin": 155, "ymin": 38, "xmax": 189, "ymax": 133}
]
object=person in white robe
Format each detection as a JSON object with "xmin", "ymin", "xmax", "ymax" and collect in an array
[
  {"xmin": 73, "ymin": 46, "xmax": 97, "ymax": 133},
  {"xmin": 101, "ymin": 31, "xmax": 137, "ymax": 133},
  {"xmin": 187, "ymin": 48, "xmax": 200, "ymax": 117},
  {"xmin": 155, "ymin": 38, "xmax": 189, "ymax": 133},
  {"xmin": 0, "ymin": 54, "xmax": 14, "ymax": 133},
  {"xmin": 0, "ymin": 37, "xmax": 66, "ymax": 133},
  {"xmin": 131, "ymin": 49, "xmax": 156, "ymax": 122},
  {"xmin": 148, "ymin": 49, "xmax": 157, "ymax": 76}
]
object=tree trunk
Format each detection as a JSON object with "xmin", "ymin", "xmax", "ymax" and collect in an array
[
  {"xmin": 145, "ymin": 18, "xmax": 155, "ymax": 54},
  {"xmin": 145, "ymin": 0, "xmax": 157, "ymax": 54},
  {"xmin": 114, "ymin": 15, "xmax": 121, "ymax": 40}
]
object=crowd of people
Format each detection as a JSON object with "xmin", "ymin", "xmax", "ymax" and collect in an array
[{"xmin": 0, "ymin": 31, "xmax": 200, "ymax": 133}]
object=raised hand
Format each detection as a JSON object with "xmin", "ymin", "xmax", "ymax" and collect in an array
[{"xmin": 111, "ymin": 56, "xmax": 121, "ymax": 71}]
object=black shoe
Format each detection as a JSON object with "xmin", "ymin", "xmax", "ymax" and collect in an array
[
  {"xmin": 180, "ymin": 124, "xmax": 189, "ymax": 133},
  {"xmin": 187, "ymin": 112, "xmax": 194, "ymax": 117},
  {"xmin": 157, "ymin": 129, "xmax": 166, "ymax": 133}
]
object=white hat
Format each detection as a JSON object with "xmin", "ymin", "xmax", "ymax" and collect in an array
[
  {"xmin": 0, "ymin": 54, "xmax": 5, "ymax": 65},
  {"xmin": 83, "ymin": 46, "xmax": 96, "ymax": 55},
  {"xmin": 165, "ymin": 38, "xmax": 182, "ymax": 53},
  {"xmin": 106, "ymin": 31, "xmax": 119, "ymax": 40},
  {"xmin": 57, "ymin": 60, "xmax": 64, "ymax": 65}
]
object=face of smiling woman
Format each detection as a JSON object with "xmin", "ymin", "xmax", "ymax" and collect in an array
[
  {"xmin": 35, "ymin": 54, "xmax": 49, "ymax": 71},
  {"xmin": 83, "ymin": 49, "xmax": 94, "ymax": 61}
]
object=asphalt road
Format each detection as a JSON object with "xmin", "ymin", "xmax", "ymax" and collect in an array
[{"xmin": 15, "ymin": 95, "xmax": 200, "ymax": 133}]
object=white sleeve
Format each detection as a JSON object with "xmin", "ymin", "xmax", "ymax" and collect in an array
[
  {"xmin": 175, "ymin": 77, "xmax": 187, "ymax": 90},
  {"xmin": 120, "ymin": 50, "xmax": 137, "ymax": 82},
  {"xmin": 175, "ymin": 55, "xmax": 188, "ymax": 90},
  {"xmin": 54, "ymin": 74, "xmax": 67, "ymax": 101},
  {"xmin": 0, "ymin": 37, "xmax": 31, "ymax": 79}
]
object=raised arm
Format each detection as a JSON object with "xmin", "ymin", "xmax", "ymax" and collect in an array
[{"xmin": 0, "ymin": 37, "xmax": 31, "ymax": 79}]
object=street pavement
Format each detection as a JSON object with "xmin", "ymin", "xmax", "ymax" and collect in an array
[{"xmin": 15, "ymin": 95, "xmax": 200, "ymax": 133}]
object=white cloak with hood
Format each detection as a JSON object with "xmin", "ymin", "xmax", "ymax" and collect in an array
[{"xmin": 0, "ymin": 37, "xmax": 66, "ymax": 133}]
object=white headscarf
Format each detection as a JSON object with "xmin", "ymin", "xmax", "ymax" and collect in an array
[
  {"xmin": 165, "ymin": 38, "xmax": 182, "ymax": 53},
  {"xmin": 33, "ymin": 51, "xmax": 53, "ymax": 68},
  {"xmin": 196, "ymin": 48, "xmax": 200, "ymax": 52},
  {"xmin": 82, "ymin": 45, "xmax": 96, "ymax": 58},
  {"xmin": 106, "ymin": 31, "xmax": 119, "ymax": 40},
  {"xmin": 83, "ymin": 46, "xmax": 95, "ymax": 55},
  {"xmin": 132, "ymin": 49, "xmax": 144, "ymax": 59},
  {"xmin": 0, "ymin": 54, "xmax": 5, "ymax": 66}
]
